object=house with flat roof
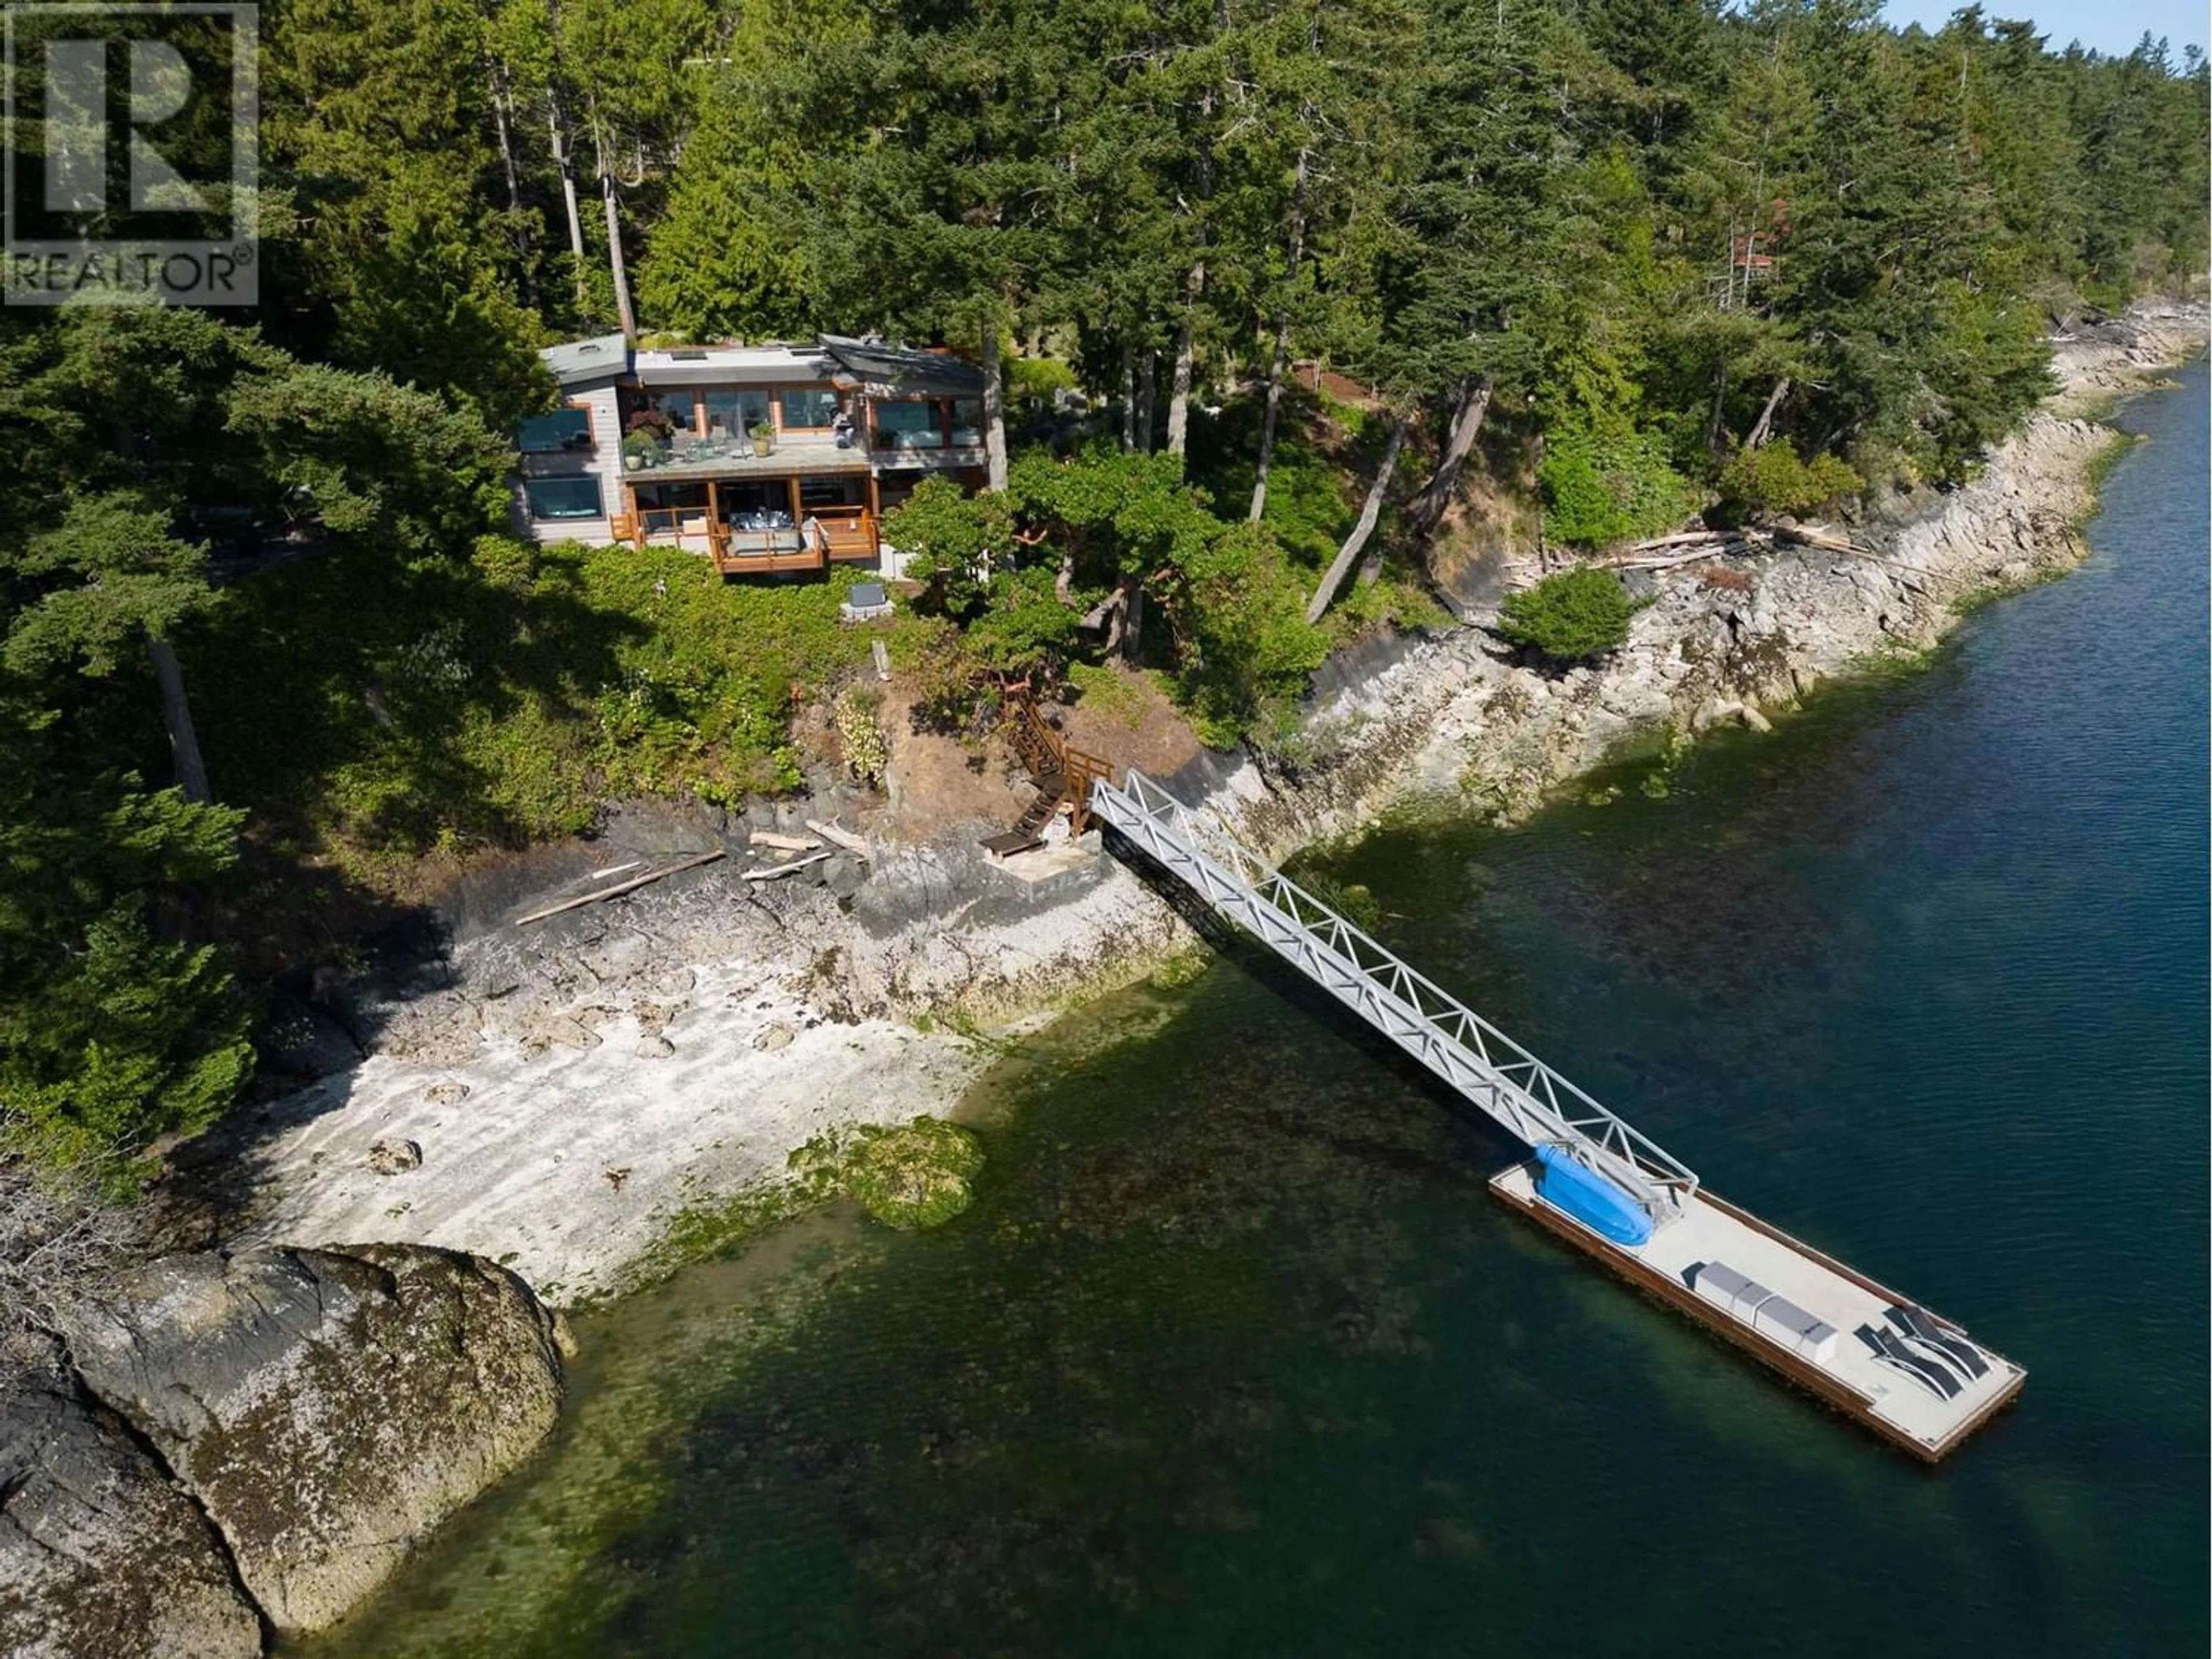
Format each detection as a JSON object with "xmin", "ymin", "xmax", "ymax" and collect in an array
[{"xmin": 514, "ymin": 333, "xmax": 990, "ymax": 578}]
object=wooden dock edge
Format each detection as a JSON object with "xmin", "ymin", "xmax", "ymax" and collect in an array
[{"xmin": 1489, "ymin": 1167, "xmax": 2027, "ymax": 1464}]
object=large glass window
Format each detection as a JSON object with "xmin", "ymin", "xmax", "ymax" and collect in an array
[
  {"xmin": 524, "ymin": 476, "xmax": 602, "ymax": 520},
  {"xmin": 798, "ymin": 476, "xmax": 861, "ymax": 509},
  {"xmin": 873, "ymin": 399, "xmax": 944, "ymax": 450},
  {"xmin": 702, "ymin": 389, "xmax": 772, "ymax": 439},
  {"xmin": 640, "ymin": 388, "xmax": 698, "ymax": 436},
  {"xmin": 948, "ymin": 398, "xmax": 984, "ymax": 446},
  {"xmin": 716, "ymin": 481, "xmax": 779, "ymax": 519},
  {"xmin": 779, "ymin": 387, "xmax": 840, "ymax": 429},
  {"xmin": 517, "ymin": 407, "xmax": 593, "ymax": 453},
  {"xmin": 634, "ymin": 482, "xmax": 710, "ymax": 514}
]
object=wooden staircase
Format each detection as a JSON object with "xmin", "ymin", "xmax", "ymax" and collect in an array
[{"xmin": 980, "ymin": 692, "xmax": 1114, "ymax": 858}]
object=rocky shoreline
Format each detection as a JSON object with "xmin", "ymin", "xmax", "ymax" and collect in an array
[
  {"xmin": 212, "ymin": 300, "xmax": 2204, "ymax": 1316},
  {"xmin": 5, "ymin": 301, "xmax": 2198, "ymax": 1658},
  {"xmin": 1, "ymin": 1242, "xmax": 566, "ymax": 1658}
]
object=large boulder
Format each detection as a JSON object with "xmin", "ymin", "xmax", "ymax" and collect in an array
[
  {"xmin": 0, "ymin": 1339, "xmax": 262, "ymax": 1659},
  {"xmin": 55, "ymin": 1243, "xmax": 565, "ymax": 1637}
]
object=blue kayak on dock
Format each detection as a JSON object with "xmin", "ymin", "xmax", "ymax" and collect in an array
[{"xmin": 1532, "ymin": 1143, "xmax": 1654, "ymax": 1247}]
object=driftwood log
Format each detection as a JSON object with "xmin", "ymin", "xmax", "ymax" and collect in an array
[
  {"xmin": 804, "ymin": 819, "xmax": 873, "ymax": 859},
  {"xmin": 513, "ymin": 850, "xmax": 725, "ymax": 926},
  {"xmin": 1611, "ymin": 522, "xmax": 1868, "ymax": 572},
  {"xmin": 741, "ymin": 850, "xmax": 832, "ymax": 882}
]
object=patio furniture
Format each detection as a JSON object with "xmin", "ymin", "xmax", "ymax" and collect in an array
[
  {"xmin": 1862, "ymin": 1324, "xmax": 1963, "ymax": 1399},
  {"xmin": 1887, "ymin": 1305, "xmax": 1990, "ymax": 1380}
]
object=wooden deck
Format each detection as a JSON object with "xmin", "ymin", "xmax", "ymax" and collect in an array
[{"xmin": 610, "ymin": 499, "xmax": 878, "ymax": 578}]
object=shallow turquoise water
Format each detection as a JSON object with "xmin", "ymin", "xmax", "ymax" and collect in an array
[{"xmin": 323, "ymin": 362, "xmax": 2207, "ymax": 1657}]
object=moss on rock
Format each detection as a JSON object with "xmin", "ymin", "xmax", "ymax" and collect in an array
[{"xmin": 791, "ymin": 1117, "xmax": 986, "ymax": 1230}]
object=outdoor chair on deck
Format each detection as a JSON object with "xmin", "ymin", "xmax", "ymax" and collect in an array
[
  {"xmin": 1887, "ymin": 1305, "xmax": 1990, "ymax": 1380},
  {"xmin": 1862, "ymin": 1324, "xmax": 1963, "ymax": 1399}
]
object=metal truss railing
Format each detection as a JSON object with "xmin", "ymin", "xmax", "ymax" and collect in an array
[{"xmin": 1090, "ymin": 768, "xmax": 1699, "ymax": 1226}]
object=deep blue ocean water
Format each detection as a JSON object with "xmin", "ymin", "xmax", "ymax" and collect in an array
[{"xmin": 317, "ymin": 361, "xmax": 2207, "ymax": 1658}]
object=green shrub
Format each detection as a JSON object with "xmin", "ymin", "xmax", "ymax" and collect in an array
[
  {"xmin": 1539, "ymin": 426, "xmax": 1696, "ymax": 548},
  {"xmin": 1495, "ymin": 567, "xmax": 1644, "ymax": 662},
  {"xmin": 1173, "ymin": 519, "xmax": 1330, "ymax": 747},
  {"xmin": 1715, "ymin": 444, "xmax": 1863, "ymax": 519},
  {"xmin": 882, "ymin": 475, "xmax": 1013, "ymax": 611},
  {"xmin": 964, "ymin": 565, "xmax": 1084, "ymax": 679}
]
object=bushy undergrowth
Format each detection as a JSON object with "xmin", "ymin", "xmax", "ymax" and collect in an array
[
  {"xmin": 1539, "ymin": 426, "xmax": 1697, "ymax": 548},
  {"xmin": 183, "ymin": 537, "xmax": 877, "ymax": 869},
  {"xmin": 1182, "ymin": 401, "xmax": 1441, "ymax": 664},
  {"xmin": 1715, "ymin": 444, "xmax": 1863, "ymax": 520}
]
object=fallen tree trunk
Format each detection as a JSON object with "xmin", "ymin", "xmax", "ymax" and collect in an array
[
  {"xmin": 1770, "ymin": 521, "xmax": 1855, "ymax": 554},
  {"xmin": 1402, "ymin": 374, "xmax": 1493, "ymax": 539},
  {"xmin": 1306, "ymin": 414, "xmax": 1408, "ymax": 624},
  {"xmin": 1618, "ymin": 522, "xmax": 1857, "ymax": 560},
  {"xmin": 1622, "ymin": 529, "xmax": 1734, "ymax": 554},
  {"xmin": 805, "ymin": 819, "xmax": 873, "ymax": 858},
  {"xmin": 742, "ymin": 851, "xmax": 832, "ymax": 882},
  {"xmin": 1608, "ymin": 547, "xmax": 1736, "ymax": 571},
  {"xmin": 513, "ymin": 850, "xmax": 724, "ymax": 926},
  {"xmin": 1745, "ymin": 376, "xmax": 1792, "ymax": 450},
  {"xmin": 749, "ymin": 831, "xmax": 820, "ymax": 852}
]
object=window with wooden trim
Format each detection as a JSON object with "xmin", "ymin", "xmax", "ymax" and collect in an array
[{"xmin": 643, "ymin": 388, "xmax": 698, "ymax": 435}]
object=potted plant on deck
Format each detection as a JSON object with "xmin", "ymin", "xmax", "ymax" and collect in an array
[
  {"xmin": 623, "ymin": 407, "xmax": 673, "ymax": 470},
  {"xmin": 750, "ymin": 420, "xmax": 777, "ymax": 458}
]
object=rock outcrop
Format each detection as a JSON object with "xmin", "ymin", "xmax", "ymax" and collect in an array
[
  {"xmin": 0, "ymin": 1243, "xmax": 565, "ymax": 1654},
  {"xmin": 0, "ymin": 1338, "xmax": 262, "ymax": 1659}
]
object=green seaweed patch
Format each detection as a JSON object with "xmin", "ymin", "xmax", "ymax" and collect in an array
[
  {"xmin": 1952, "ymin": 569, "xmax": 2059, "ymax": 614},
  {"xmin": 2074, "ymin": 430, "xmax": 2143, "ymax": 524},
  {"xmin": 624, "ymin": 1181, "xmax": 810, "ymax": 1293},
  {"xmin": 791, "ymin": 1116, "xmax": 987, "ymax": 1230},
  {"xmin": 1287, "ymin": 874, "xmax": 1384, "ymax": 931},
  {"xmin": 1147, "ymin": 944, "xmax": 1215, "ymax": 992}
]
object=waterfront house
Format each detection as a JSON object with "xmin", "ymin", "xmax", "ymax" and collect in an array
[{"xmin": 514, "ymin": 332, "xmax": 990, "ymax": 578}]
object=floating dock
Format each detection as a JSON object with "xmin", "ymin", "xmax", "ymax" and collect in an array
[
  {"xmin": 1089, "ymin": 769, "xmax": 2025, "ymax": 1461},
  {"xmin": 1490, "ymin": 1167, "xmax": 2024, "ymax": 1461}
]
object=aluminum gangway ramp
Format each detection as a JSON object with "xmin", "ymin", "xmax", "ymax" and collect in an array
[{"xmin": 1089, "ymin": 770, "xmax": 1699, "ymax": 1232}]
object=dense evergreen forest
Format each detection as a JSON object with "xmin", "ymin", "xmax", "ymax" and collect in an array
[{"xmin": 1, "ymin": 0, "xmax": 2204, "ymax": 1196}]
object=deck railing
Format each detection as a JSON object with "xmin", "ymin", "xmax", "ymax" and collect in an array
[
  {"xmin": 611, "ymin": 504, "xmax": 880, "ymax": 576},
  {"xmin": 1088, "ymin": 769, "xmax": 1700, "ymax": 1227},
  {"xmin": 812, "ymin": 505, "xmax": 877, "ymax": 561},
  {"xmin": 619, "ymin": 505, "xmax": 727, "ymax": 555},
  {"xmin": 1007, "ymin": 691, "xmax": 1114, "ymax": 836}
]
